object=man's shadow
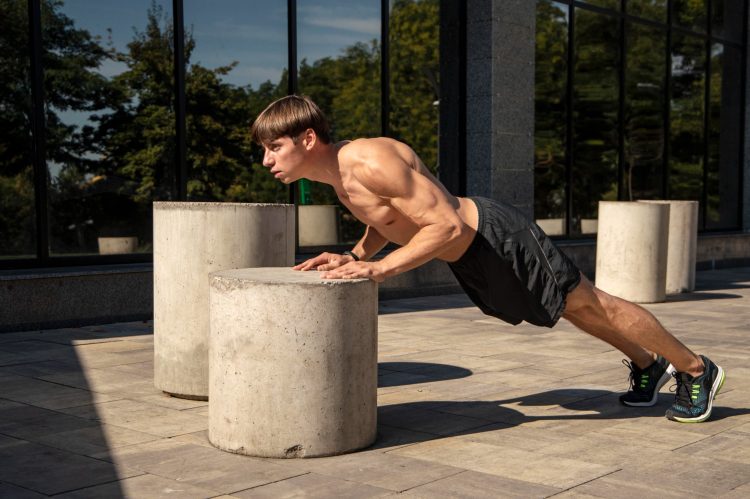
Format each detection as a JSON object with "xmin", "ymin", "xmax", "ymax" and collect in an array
[{"xmin": 375, "ymin": 362, "xmax": 750, "ymax": 449}]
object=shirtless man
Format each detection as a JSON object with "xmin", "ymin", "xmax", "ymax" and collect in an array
[{"xmin": 251, "ymin": 94, "xmax": 725, "ymax": 423}]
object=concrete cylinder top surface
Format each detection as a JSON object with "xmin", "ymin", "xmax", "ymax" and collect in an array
[
  {"xmin": 153, "ymin": 203, "xmax": 294, "ymax": 400},
  {"xmin": 208, "ymin": 267, "xmax": 378, "ymax": 458},
  {"xmin": 639, "ymin": 200, "xmax": 699, "ymax": 294},
  {"xmin": 595, "ymin": 201, "xmax": 669, "ymax": 303}
]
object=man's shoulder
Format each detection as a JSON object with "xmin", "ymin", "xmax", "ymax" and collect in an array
[{"xmin": 340, "ymin": 137, "xmax": 403, "ymax": 164}]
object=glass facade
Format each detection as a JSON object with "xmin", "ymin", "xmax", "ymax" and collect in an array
[
  {"xmin": 1, "ymin": 0, "xmax": 746, "ymax": 268},
  {"xmin": 535, "ymin": 0, "xmax": 747, "ymax": 236},
  {"xmin": 2, "ymin": 0, "xmax": 441, "ymax": 266},
  {"xmin": 0, "ymin": 0, "xmax": 35, "ymax": 259}
]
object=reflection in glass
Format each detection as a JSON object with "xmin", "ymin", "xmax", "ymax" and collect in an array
[
  {"xmin": 579, "ymin": 0, "xmax": 619, "ymax": 10},
  {"xmin": 572, "ymin": 8, "xmax": 619, "ymax": 235},
  {"xmin": 44, "ymin": 1, "xmax": 173, "ymax": 255},
  {"xmin": 669, "ymin": 33, "xmax": 705, "ymax": 209},
  {"xmin": 0, "ymin": 0, "xmax": 36, "ymax": 258},
  {"xmin": 389, "ymin": 0, "xmax": 439, "ymax": 173},
  {"xmin": 673, "ymin": 0, "xmax": 707, "ymax": 33},
  {"xmin": 712, "ymin": 0, "xmax": 744, "ymax": 42},
  {"xmin": 707, "ymin": 43, "xmax": 741, "ymax": 229},
  {"xmin": 628, "ymin": 0, "xmax": 667, "ymax": 22},
  {"xmin": 534, "ymin": 1, "xmax": 568, "ymax": 234},
  {"xmin": 624, "ymin": 22, "xmax": 665, "ymax": 201},
  {"xmin": 298, "ymin": 0, "xmax": 381, "ymax": 245},
  {"xmin": 184, "ymin": 0, "xmax": 288, "ymax": 204}
]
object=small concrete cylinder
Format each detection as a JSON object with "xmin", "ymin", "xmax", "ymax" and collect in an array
[
  {"xmin": 98, "ymin": 236, "xmax": 138, "ymax": 254},
  {"xmin": 153, "ymin": 203, "xmax": 294, "ymax": 400},
  {"xmin": 639, "ymin": 200, "xmax": 699, "ymax": 294},
  {"xmin": 298, "ymin": 205, "xmax": 339, "ymax": 246},
  {"xmin": 208, "ymin": 268, "xmax": 378, "ymax": 458},
  {"xmin": 595, "ymin": 201, "xmax": 669, "ymax": 303}
]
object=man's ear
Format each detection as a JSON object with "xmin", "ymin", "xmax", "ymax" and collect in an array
[{"xmin": 302, "ymin": 128, "xmax": 316, "ymax": 150}]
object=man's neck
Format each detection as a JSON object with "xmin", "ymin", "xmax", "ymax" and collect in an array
[{"xmin": 302, "ymin": 141, "xmax": 347, "ymax": 190}]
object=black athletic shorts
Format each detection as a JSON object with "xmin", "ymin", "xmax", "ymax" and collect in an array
[{"xmin": 448, "ymin": 197, "xmax": 581, "ymax": 327}]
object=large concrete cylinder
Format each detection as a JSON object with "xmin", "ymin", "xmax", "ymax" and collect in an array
[
  {"xmin": 153, "ymin": 203, "xmax": 294, "ymax": 400},
  {"xmin": 639, "ymin": 200, "xmax": 699, "ymax": 294},
  {"xmin": 595, "ymin": 201, "xmax": 669, "ymax": 303},
  {"xmin": 208, "ymin": 268, "xmax": 378, "ymax": 458}
]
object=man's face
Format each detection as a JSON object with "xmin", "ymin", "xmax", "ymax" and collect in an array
[{"xmin": 261, "ymin": 134, "xmax": 306, "ymax": 184}]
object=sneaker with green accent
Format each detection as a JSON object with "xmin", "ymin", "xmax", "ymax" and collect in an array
[
  {"xmin": 665, "ymin": 355, "xmax": 725, "ymax": 423},
  {"xmin": 619, "ymin": 355, "xmax": 674, "ymax": 407}
]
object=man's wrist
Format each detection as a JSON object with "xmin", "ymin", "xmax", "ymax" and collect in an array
[{"xmin": 343, "ymin": 250, "xmax": 360, "ymax": 261}]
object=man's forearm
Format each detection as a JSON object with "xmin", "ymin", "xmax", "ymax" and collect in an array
[{"xmin": 351, "ymin": 226, "xmax": 388, "ymax": 261}]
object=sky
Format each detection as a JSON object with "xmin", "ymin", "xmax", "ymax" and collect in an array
[{"xmin": 60, "ymin": 0, "xmax": 381, "ymax": 89}]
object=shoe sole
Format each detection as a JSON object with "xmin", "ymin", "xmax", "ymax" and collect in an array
[
  {"xmin": 671, "ymin": 366, "xmax": 726, "ymax": 423},
  {"xmin": 621, "ymin": 363, "xmax": 676, "ymax": 407}
]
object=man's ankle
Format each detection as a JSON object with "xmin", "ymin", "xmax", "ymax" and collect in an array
[{"xmin": 684, "ymin": 355, "xmax": 705, "ymax": 378}]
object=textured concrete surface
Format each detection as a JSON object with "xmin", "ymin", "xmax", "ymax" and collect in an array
[
  {"xmin": 0, "ymin": 267, "xmax": 749, "ymax": 497},
  {"xmin": 153, "ymin": 202, "xmax": 294, "ymax": 399},
  {"xmin": 208, "ymin": 268, "xmax": 378, "ymax": 458},
  {"xmin": 640, "ymin": 200, "xmax": 699, "ymax": 294},
  {"xmin": 596, "ymin": 201, "xmax": 670, "ymax": 303}
]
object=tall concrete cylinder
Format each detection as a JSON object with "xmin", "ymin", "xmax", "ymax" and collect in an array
[
  {"xmin": 639, "ymin": 200, "xmax": 699, "ymax": 294},
  {"xmin": 208, "ymin": 268, "xmax": 378, "ymax": 458},
  {"xmin": 595, "ymin": 201, "xmax": 669, "ymax": 303},
  {"xmin": 153, "ymin": 203, "xmax": 294, "ymax": 400}
]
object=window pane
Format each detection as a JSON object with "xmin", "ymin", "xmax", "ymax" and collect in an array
[
  {"xmin": 628, "ymin": 0, "xmax": 667, "ymax": 22},
  {"xmin": 706, "ymin": 43, "xmax": 741, "ymax": 229},
  {"xmin": 298, "ymin": 0, "xmax": 381, "ymax": 246},
  {"xmin": 712, "ymin": 0, "xmax": 744, "ymax": 42},
  {"xmin": 534, "ymin": 0, "xmax": 568, "ymax": 234},
  {"xmin": 572, "ymin": 9, "xmax": 619, "ymax": 235},
  {"xmin": 669, "ymin": 33, "xmax": 705, "ymax": 212},
  {"xmin": 624, "ymin": 22, "xmax": 666, "ymax": 201},
  {"xmin": 0, "ymin": 0, "xmax": 36, "ymax": 259},
  {"xmin": 580, "ymin": 0, "xmax": 619, "ymax": 10},
  {"xmin": 44, "ymin": 1, "xmax": 173, "ymax": 256},
  {"xmin": 184, "ymin": 0, "xmax": 288, "ymax": 204},
  {"xmin": 673, "ymin": 0, "xmax": 707, "ymax": 33},
  {"xmin": 389, "ymin": 0, "xmax": 439, "ymax": 173}
]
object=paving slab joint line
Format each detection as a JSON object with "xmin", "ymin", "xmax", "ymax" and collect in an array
[
  {"xmin": 224, "ymin": 471, "xmax": 312, "ymax": 495},
  {"xmin": 395, "ymin": 468, "xmax": 468, "ymax": 494},
  {"xmin": 543, "ymin": 468, "xmax": 623, "ymax": 498},
  {"xmin": 44, "ymin": 471, "xmax": 148, "ymax": 497},
  {"xmin": 0, "ymin": 479, "xmax": 52, "ymax": 497}
]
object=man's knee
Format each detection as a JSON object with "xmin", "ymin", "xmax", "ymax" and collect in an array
[{"xmin": 563, "ymin": 274, "xmax": 615, "ymax": 322}]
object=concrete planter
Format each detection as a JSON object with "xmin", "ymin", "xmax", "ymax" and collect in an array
[
  {"xmin": 97, "ymin": 236, "xmax": 138, "ymax": 255},
  {"xmin": 639, "ymin": 200, "xmax": 699, "ymax": 294},
  {"xmin": 535, "ymin": 218, "xmax": 564, "ymax": 236},
  {"xmin": 298, "ymin": 205, "xmax": 339, "ymax": 246},
  {"xmin": 208, "ymin": 268, "xmax": 378, "ymax": 458},
  {"xmin": 153, "ymin": 202, "xmax": 294, "ymax": 400},
  {"xmin": 595, "ymin": 201, "xmax": 669, "ymax": 303}
]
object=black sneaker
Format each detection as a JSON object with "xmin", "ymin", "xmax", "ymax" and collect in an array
[
  {"xmin": 619, "ymin": 355, "xmax": 674, "ymax": 407},
  {"xmin": 666, "ymin": 355, "xmax": 725, "ymax": 423}
]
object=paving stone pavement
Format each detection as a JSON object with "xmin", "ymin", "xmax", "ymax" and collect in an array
[{"xmin": 1, "ymin": 267, "xmax": 749, "ymax": 498}]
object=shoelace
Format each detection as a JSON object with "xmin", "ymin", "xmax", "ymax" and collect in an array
[
  {"xmin": 670, "ymin": 371, "xmax": 694, "ymax": 408},
  {"xmin": 622, "ymin": 359, "xmax": 649, "ymax": 392}
]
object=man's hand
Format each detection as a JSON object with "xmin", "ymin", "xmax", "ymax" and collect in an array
[
  {"xmin": 292, "ymin": 252, "xmax": 356, "ymax": 272},
  {"xmin": 320, "ymin": 261, "xmax": 386, "ymax": 282}
]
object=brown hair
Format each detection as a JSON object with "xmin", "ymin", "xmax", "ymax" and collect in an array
[{"xmin": 250, "ymin": 95, "xmax": 332, "ymax": 145}]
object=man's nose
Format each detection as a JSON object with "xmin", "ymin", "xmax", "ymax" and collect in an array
[{"xmin": 262, "ymin": 152, "xmax": 273, "ymax": 167}]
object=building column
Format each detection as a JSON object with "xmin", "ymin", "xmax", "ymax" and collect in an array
[
  {"xmin": 465, "ymin": 0, "xmax": 536, "ymax": 218},
  {"xmin": 743, "ymin": 3, "xmax": 750, "ymax": 231}
]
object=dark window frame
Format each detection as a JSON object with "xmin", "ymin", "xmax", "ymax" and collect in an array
[{"xmin": 539, "ymin": 0, "xmax": 747, "ymax": 239}]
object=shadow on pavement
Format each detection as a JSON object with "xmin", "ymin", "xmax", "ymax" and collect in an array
[
  {"xmin": 0, "ymin": 324, "xmax": 152, "ymax": 497},
  {"xmin": 372, "ymin": 388, "xmax": 750, "ymax": 450},
  {"xmin": 378, "ymin": 362, "xmax": 473, "ymax": 387}
]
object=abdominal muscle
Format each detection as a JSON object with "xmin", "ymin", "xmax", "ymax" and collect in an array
[{"xmin": 350, "ymin": 196, "xmax": 479, "ymax": 263}]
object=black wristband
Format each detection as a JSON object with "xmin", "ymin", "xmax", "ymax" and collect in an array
[{"xmin": 343, "ymin": 250, "xmax": 360, "ymax": 261}]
